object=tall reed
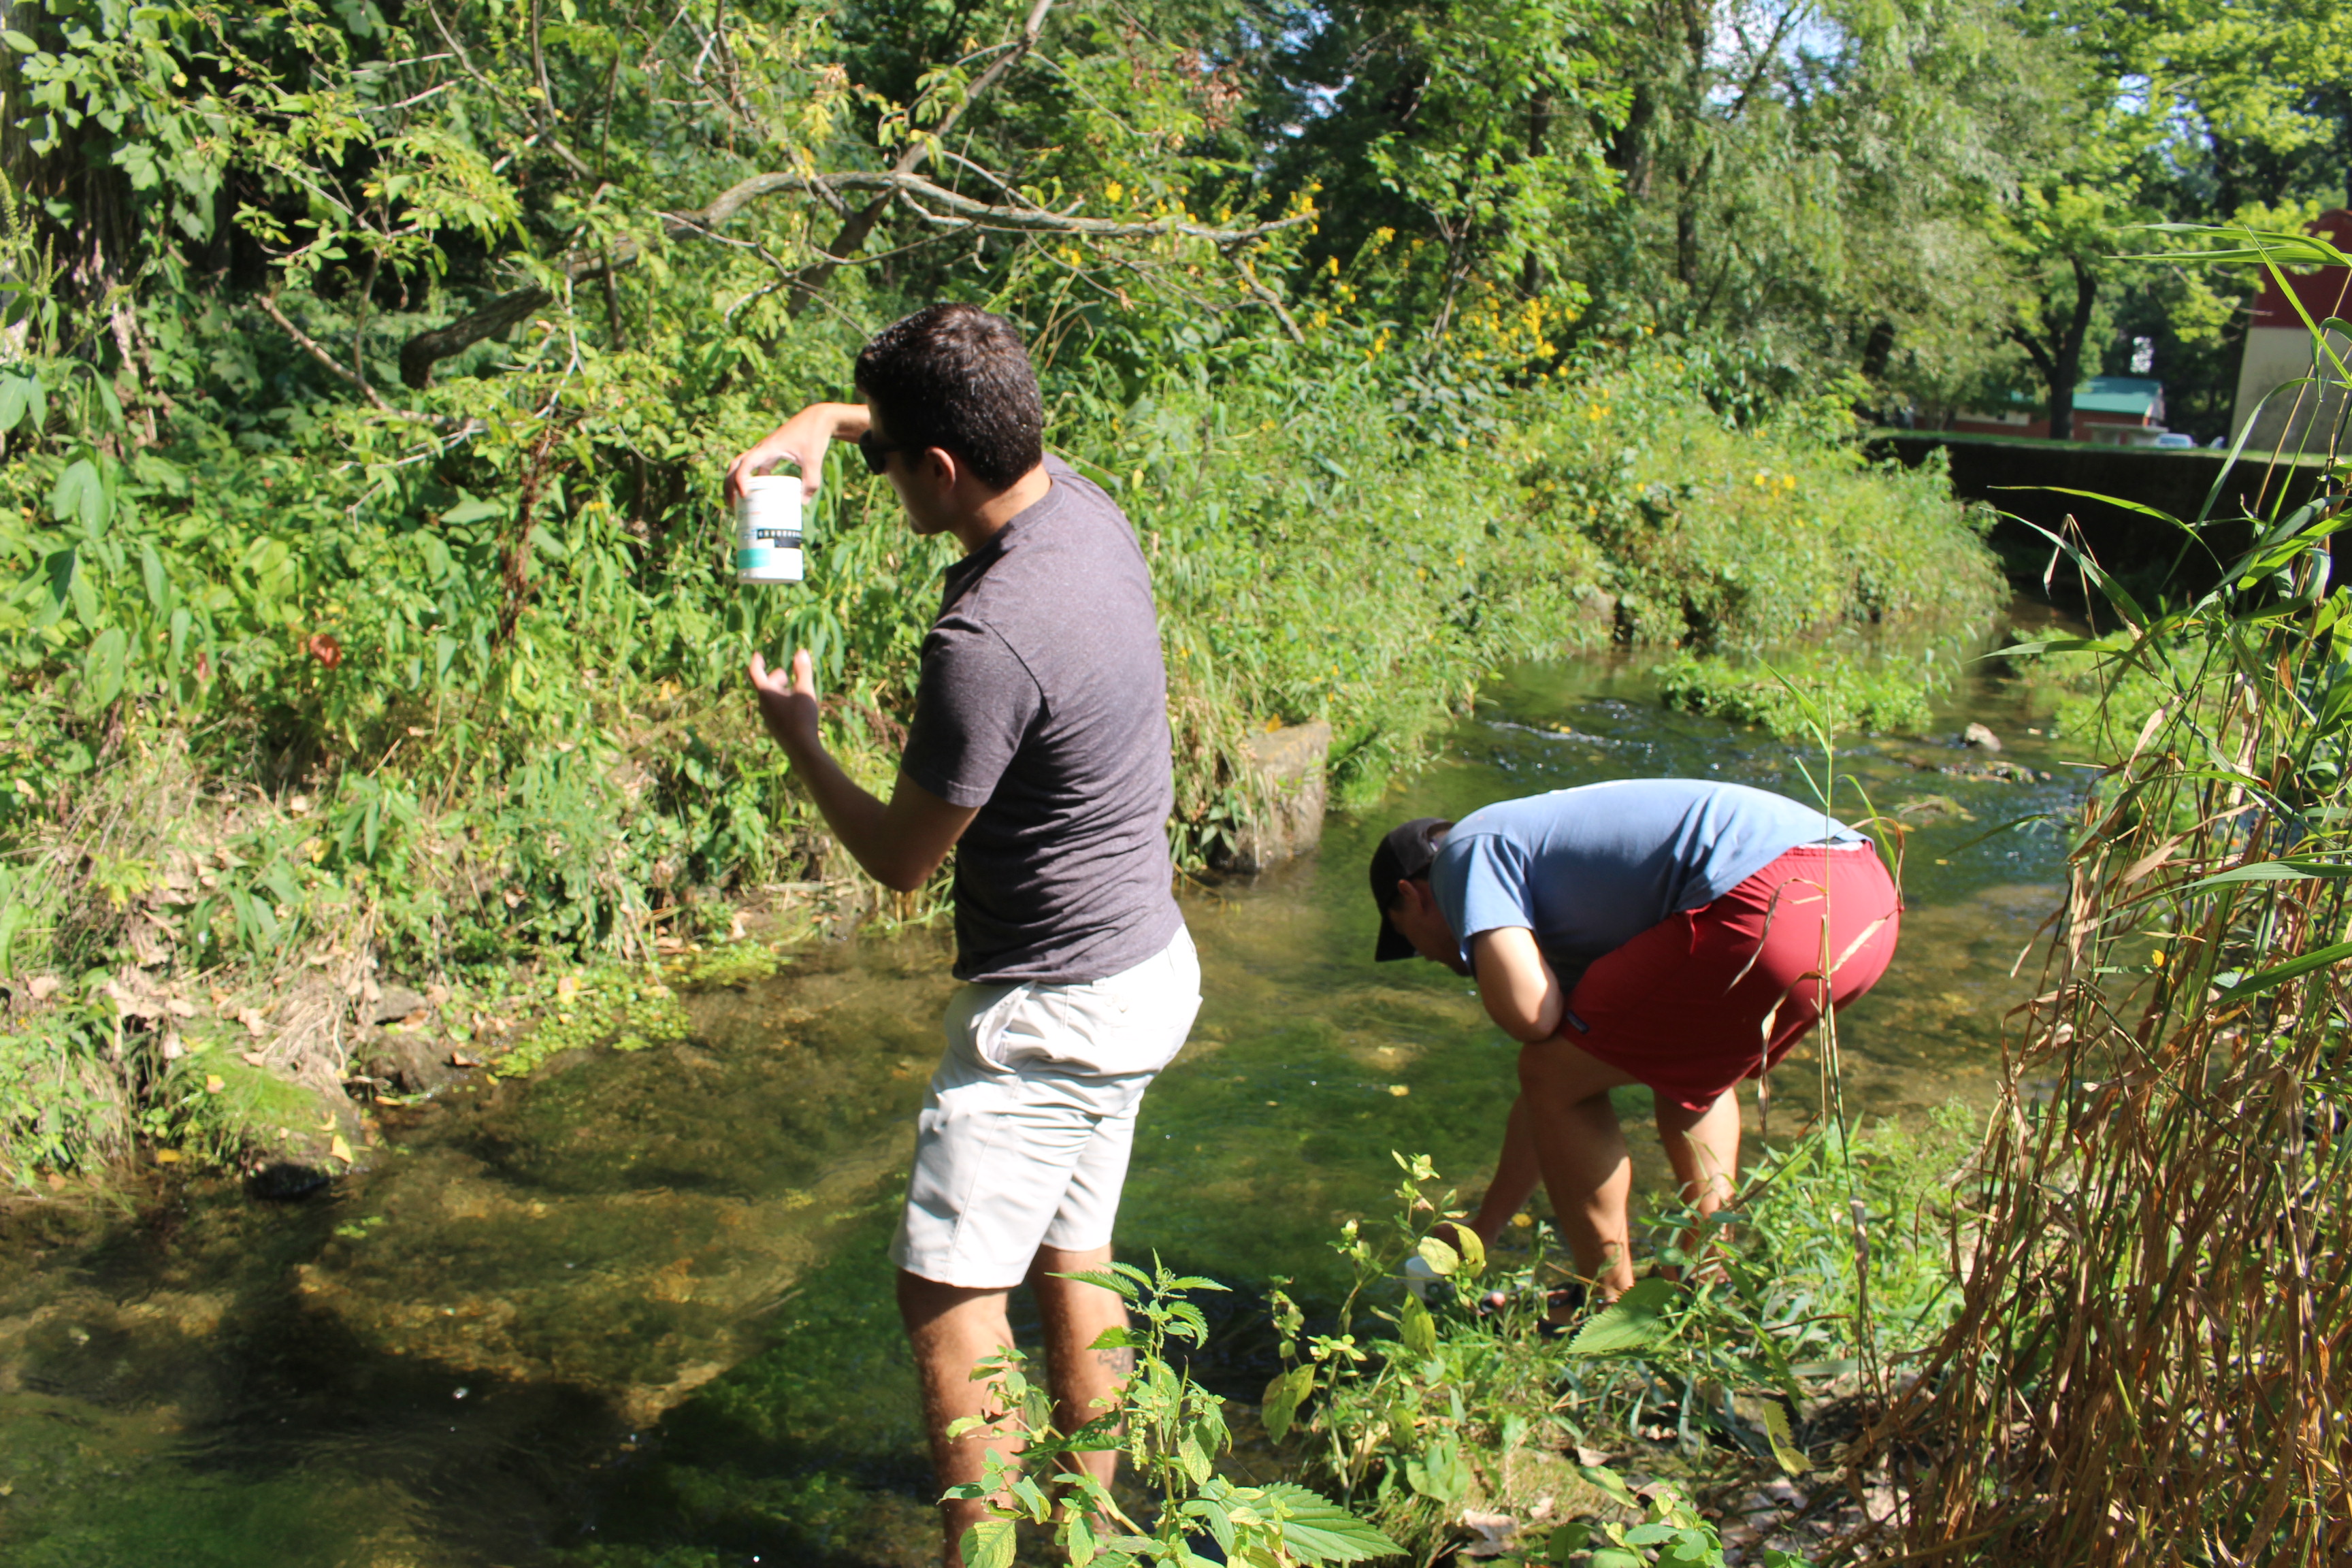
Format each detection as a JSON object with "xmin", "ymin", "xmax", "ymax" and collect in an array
[{"xmin": 1855, "ymin": 225, "xmax": 2352, "ymax": 1562}]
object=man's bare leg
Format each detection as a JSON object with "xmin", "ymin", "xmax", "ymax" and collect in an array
[
  {"xmin": 898, "ymin": 1269, "xmax": 1020, "ymax": 1568},
  {"xmin": 1029, "ymin": 1243, "xmax": 1131, "ymax": 1505},
  {"xmin": 1516, "ymin": 1036, "xmax": 1644, "ymax": 1301},
  {"xmin": 1654, "ymin": 1090, "xmax": 1741, "ymax": 1277}
]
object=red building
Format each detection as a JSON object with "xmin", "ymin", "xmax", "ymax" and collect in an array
[{"xmin": 2232, "ymin": 208, "xmax": 2351, "ymax": 453}]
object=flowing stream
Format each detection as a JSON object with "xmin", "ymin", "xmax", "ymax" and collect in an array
[{"xmin": 0, "ymin": 618, "xmax": 2084, "ymax": 1567}]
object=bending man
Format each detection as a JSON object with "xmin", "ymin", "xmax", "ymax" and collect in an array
[
  {"xmin": 1370, "ymin": 779, "xmax": 1899, "ymax": 1305},
  {"xmin": 730, "ymin": 304, "xmax": 1198, "ymax": 1565}
]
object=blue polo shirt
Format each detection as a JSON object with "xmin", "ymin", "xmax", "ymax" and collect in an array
[{"xmin": 1428, "ymin": 780, "xmax": 1867, "ymax": 985}]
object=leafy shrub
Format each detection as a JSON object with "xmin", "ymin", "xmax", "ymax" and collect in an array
[
  {"xmin": 1517, "ymin": 355, "xmax": 2005, "ymax": 650},
  {"xmin": 949, "ymin": 1256, "xmax": 1401, "ymax": 1567},
  {"xmin": 0, "ymin": 1000, "xmax": 123, "ymax": 1184}
]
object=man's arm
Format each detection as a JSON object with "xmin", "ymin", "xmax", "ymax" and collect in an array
[
  {"xmin": 1470, "ymin": 926, "xmax": 1567, "ymax": 1043},
  {"xmin": 726, "ymin": 401, "xmax": 870, "ymax": 501},
  {"xmin": 749, "ymin": 649, "xmax": 977, "ymax": 893}
]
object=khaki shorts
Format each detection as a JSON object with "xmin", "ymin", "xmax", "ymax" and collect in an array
[{"xmin": 890, "ymin": 928, "xmax": 1202, "ymax": 1289}]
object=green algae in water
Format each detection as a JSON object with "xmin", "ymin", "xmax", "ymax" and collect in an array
[
  {"xmin": 0, "ymin": 1446, "xmax": 382, "ymax": 1568},
  {"xmin": 488, "ymin": 968, "xmax": 691, "ymax": 1078},
  {"xmin": 554, "ymin": 1207, "xmax": 941, "ymax": 1568},
  {"xmin": 666, "ymin": 942, "xmax": 796, "ymax": 990}
]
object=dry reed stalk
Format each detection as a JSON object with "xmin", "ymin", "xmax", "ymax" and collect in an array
[
  {"xmin": 1843, "ymin": 550, "xmax": 2352, "ymax": 1561},
  {"xmin": 1836, "ymin": 224, "xmax": 2352, "ymax": 1565}
]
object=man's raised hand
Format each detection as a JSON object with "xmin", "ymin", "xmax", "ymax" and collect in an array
[
  {"xmin": 725, "ymin": 402, "xmax": 870, "ymax": 502},
  {"xmin": 749, "ymin": 649, "xmax": 823, "ymax": 754}
]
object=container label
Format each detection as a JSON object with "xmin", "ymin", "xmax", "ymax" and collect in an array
[{"xmin": 734, "ymin": 477, "xmax": 804, "ymax": 583}]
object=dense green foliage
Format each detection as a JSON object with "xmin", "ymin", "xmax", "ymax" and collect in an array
[
  {"xmin": 1654, "ymin": 651, "xmax": 1939, "ymax": 740},
  {"xmin": 0, "ymin": 0, "xmax": 2296, "ymax": 1185}
]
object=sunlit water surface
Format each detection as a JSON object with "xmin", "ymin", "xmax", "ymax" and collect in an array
[{"xmin": 0, "ymin": 632, "xmax": 2082, "ymax": 1566}]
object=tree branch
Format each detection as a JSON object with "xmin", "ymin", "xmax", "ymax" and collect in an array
[
  {"xmin": 787, "ymin": 0, "xmax": 1056, "ymax": 313},
  {"xmin": 815, "ymin": 169, "xmax": 1311, "ymax": 242},
  {"xmin": 1231, "ymin": 256, "xmax": 1305, "ymax": 344},
  {"xmin": 399, "ymin": 284, "xmax": 553, "ymax": 389},
  {"xmin": 396, "ymin": 169, "xmax": 1307, "ymax": 386},
  {"xmin": 425, "ymin": 0, "xmax": 595, "ymax": 180},
  {"xmin": 1724, "ymin": 1, "xmax": 1804, "ymax": 122},
  {"xmin": 263, "ymin": 291, "xmax": 392, "ymax": 411},
  {"xmin": 2006, "ymin": 321, "xmax": 2059, "ymax": 385}
]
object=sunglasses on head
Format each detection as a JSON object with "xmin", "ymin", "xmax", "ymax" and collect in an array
[{"xmin": 858, "ymin": 430, "xmax": 919, "ymax": 474}]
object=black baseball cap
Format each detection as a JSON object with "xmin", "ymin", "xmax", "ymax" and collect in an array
[{"xmin": 1369, "ymin": 817, "xmax": 1452, "ymax": 962}]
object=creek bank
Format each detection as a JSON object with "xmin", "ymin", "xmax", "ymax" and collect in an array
[
  {"xmin": 3, "ymin": 359, "xmax": 2008, "ymax": 1190},
  {"xmin": 0, "ymin": 637, "xmax": 2076, "ymax": 1565}
]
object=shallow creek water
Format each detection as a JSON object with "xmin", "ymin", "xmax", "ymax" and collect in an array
[{"xmin": 1, "ymin": 628, "xmax": 2085, "ymax": 1567}]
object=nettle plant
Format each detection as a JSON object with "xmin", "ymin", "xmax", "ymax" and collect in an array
[
  {"xmin": 945, "ymin": 1257, "xmax": 1400, "ymax": 1568},
  {"xmin": 1256, "ymin": 1152, "xmax": 1867, "ymax": 1567}
]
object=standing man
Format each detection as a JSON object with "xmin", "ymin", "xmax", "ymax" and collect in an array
[
  {"xmin": 1370, "ymin": 779, "xmax": 1899, "ymax": 1309},
  {"xmin": 728, "ymin": 304, "xmax": 1198, "ymax": 1565}
]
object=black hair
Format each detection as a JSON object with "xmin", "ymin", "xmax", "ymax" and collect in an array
[{"xmin": 853, "ymin": 304, "xmax": 1044, "ymax": 491}]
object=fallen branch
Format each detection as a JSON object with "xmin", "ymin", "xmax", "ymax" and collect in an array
[{"xmin": 399, "ymin": 284, "xmax": 553, "ymax": 389}]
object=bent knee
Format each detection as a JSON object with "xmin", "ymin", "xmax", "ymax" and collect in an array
[{"xmin": 1516, "ymin": 1037, "xmax": 1634, "ymax": 1106}]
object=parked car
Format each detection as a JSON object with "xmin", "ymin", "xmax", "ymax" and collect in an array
[{"xmin": 2153, "ymin": 432, "xmax": 2196, "ymax": 448}]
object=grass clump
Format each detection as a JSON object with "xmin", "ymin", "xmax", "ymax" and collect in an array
[
  {"xmin": 1654, "ymin": 650, "xmax": 1943, "ymax": 740},
  {"xmin": 1857, "ymin": 228, "xmax": 2352, "ymax": 1561}
]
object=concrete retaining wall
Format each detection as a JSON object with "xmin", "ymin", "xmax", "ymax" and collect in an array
[{"xmin": 1867, "ymin": 432, "xmax": 2330, "ymax": 591}]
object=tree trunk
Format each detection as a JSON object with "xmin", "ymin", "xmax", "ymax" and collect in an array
[
  {"xmin": 1861, "ymin": 320, "xmax": 1895, "ymax": 380},
  {"xmin": 1608, "ymin": 85, "xmax": 1654, "ymax": 197},
  {"xmin": 2046, "ymin": 257, "xmax": 2097, "ymax": 443}
]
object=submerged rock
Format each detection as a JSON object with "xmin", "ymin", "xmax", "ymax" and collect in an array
[
  {"xmin": 359, "ymin": 1030, "xmax": 463, "ymax": 1094},
  {"xmin": 246, "ymin": 1161, "xmax": 334, "ymax": 1202}
]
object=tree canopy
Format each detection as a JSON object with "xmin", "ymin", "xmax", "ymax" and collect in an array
[{"xmin": 0, "ymin": 0, "xmax": 2337, "ymax": 440}]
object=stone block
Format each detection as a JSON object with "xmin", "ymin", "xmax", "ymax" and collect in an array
[{"xmin": 1220, "ymin": 719, "xmax": 1331, "ymax": 873}]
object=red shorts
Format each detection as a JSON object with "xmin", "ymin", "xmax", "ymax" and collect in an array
[{"xmin": 1561, "ymin": 844, "xmax": 1901, "ymax": 1113}]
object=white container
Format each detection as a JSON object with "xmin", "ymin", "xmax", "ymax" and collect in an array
[{"xmin": 734, "ymin": 474, "xmax": 804, "ymax": 584}]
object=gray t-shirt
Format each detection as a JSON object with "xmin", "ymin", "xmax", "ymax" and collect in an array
[
  {"xmin": 900, "ymin": 455, "xmax": 1183, "ymax": 984},
  {"xmin": 1431, "ymin": 780, "xmax": 1867, "ymax": 988}
]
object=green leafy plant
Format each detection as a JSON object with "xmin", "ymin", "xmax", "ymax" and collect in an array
[
  {"xmin": 946, "ymin": 1257, "xmax": 1402, "ymax": 1567},
  {"xmin": 485, "ymin": 966, "xmax": 689, "ymax": 1079},
  {"xmin": 1654, "ymin": 650, "xmax": 1943, "ymax": 740},
  {"xmin": 1533, "ymin": 1467, "xmax": 1806, "ymax": 1568},
  {"xmin": 1258, "ymin": 1128, "xmax": 1970, "ymax": 1563}
]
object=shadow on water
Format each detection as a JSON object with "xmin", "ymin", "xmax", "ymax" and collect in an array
[{"xmin": 0, "ymin": 622, "xmax": 2085, "ymax": 1566}]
